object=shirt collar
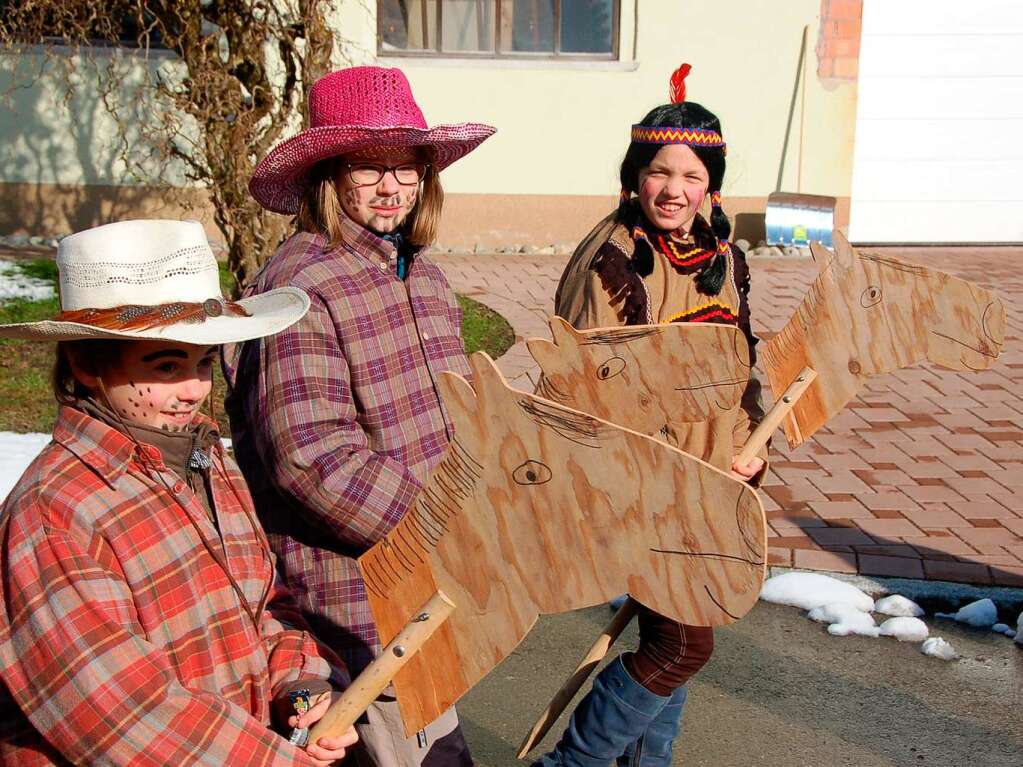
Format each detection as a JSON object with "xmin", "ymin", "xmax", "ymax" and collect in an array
[
  {"xmin": 52, "ymin": 405, "xmax": 220, "ymax": 486},
  {"xmin": 337, "ymin": 208, "xmax": 398, "ymax": 264}
]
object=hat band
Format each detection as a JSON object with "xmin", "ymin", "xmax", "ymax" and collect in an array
[
  {"xmin": 55, "ymin": 299, "xmax": 251, "ymax": 332},
  {"xmin": 630, "ymin": 125, "xmax": 726, "ymax": 151}
]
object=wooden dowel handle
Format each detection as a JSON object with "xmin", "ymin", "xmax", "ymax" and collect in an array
[
  {"xmin": 735, "ymin": 367, "xmax": 817, "ymax": 465},
  {"xmin": 516, "ymin": 596, "xmax": 641, "ymax": 759},
  {"xmin": 307, "ymin": 591, "xmax": 456, "ymax": 744}
]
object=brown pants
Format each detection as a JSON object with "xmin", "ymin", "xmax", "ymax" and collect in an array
[{"xmin": 623, "ymin": 605, "xmax": 715, "ymax": 696}]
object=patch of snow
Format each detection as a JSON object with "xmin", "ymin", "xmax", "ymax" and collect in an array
[
  {"xmin": 1016, "ymin": 612, "xmax": 1023, "ymax": 647},
  {"xmin": 0, "ymin": 432, "xmax": 52, "ymax": 501},
  {"xmin": 0, "ymin": 261, "xmax": 55, "ymax": 302},
  {"xmin": 807, "ymin": 602, "xmax": 869, "ymax": 624},
  {"xmin": 879, "ymin": 616, "xmax": 929, "ymax": 642},
  {"xmin": 827, "ymin": 618, "xmax": 880, "ymax": 638},
  {"xmin": 991, "ymin": 623, "xmax": 1015, "ymax": 636},
  {"xmin": 760, "ymin": 572, "xmax": 874, "ymax": 612},
  {"xmin": 807, "ymin": 603, "xmax": 878, "ymax": 637},
  {"xmin": 920, "ymin": 636, "xmax": 958, "ymax": 661},
  {"xmin": 936, "ymin": 598, "xmax": 998, "ymax": 628},
  {"xmin": 874, "ymin": 594, "xmax": 924, "ymax": 618}
]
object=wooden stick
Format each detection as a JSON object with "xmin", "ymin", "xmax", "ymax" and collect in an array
[
  {"xmin": 516, "ymin": 597, "xmax": 640, "ymax": 758},
  {"xmin": 735, "ymin": 367, "xmax": 817, "ymax": 466},
  {"xmin": 517, "ymin": 367, "xmax": 817, "ymax": 759},
  {"xmin": 306, "ymin": 591, "xmax": 456, "ymax": 745}
]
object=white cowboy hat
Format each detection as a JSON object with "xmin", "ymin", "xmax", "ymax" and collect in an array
[{"xmin": 0, "ymin": 219, "xmax": 309, "ymax": 344}]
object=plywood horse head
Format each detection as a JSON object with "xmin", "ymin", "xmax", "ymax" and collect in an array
[
  {"xmin": 761, "ymin": 232, "xmax": 1005, "ymax": 445},
  {"xmin": 525, "ymin": 317, "xmax": 750, "ymax": 438},
  {"xmin": 359, "ymin": 352, "xmax": 765, "ymax": 734}
]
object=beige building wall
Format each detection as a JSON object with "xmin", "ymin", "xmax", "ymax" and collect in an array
[{"xmin": 0, "ymin": 0, "xmax": 858, "ymax": 250}]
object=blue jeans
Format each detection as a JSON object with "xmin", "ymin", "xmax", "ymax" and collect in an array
[
  {"xmin": 532, "ymin": 656, "xmax": 687, "ymax": 767},
  {"xmin": 618, "ymin": 685, "xmax": 687, "ymax": 766}
]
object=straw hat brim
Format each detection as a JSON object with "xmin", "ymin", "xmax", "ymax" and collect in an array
[
  {"xmin": 0, "ymin": 286, "xmax": 310, "ymax": 344},
  {"xmin": 250, "ymin": 122, "xmax": 496, "ymax": 214}
]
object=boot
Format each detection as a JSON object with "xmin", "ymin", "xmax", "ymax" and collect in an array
[
  {"xmin": 616, "ymin": 684, "xmax": 688, "ymax": 766},
  {"xmin": 531, "ymin": 656, "xmax": 670, "ymax": 767}
]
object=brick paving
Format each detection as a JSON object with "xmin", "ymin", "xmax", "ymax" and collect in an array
[{"xmin": 433, "ymin": 247, "xmax": 1023, "ymax": 587}]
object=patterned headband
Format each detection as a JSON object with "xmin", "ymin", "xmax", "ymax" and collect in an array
[{"xmin": 630, "ymin": 126, "xmax": 726, "ymax": 152}]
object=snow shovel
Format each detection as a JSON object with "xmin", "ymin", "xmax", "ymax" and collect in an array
[{"xmin": 765, "ymin": 24, "xmax": 836, "ymax": 248}]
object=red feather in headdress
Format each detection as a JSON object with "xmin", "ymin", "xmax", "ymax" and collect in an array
[{"xmin": 669, "ymin": 63, "xmax": 692, "ymax": 104}]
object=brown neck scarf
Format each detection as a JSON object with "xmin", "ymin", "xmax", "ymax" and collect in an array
[{"xmin": 78, "ymin": 396, "xmax": 220, "ymax": 519}]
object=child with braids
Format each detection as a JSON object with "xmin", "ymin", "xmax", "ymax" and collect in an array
[{"xmin": 534, "ymin": 65, "xmax": 768, "ymax": 767}]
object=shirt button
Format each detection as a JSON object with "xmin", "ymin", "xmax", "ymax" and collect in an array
[
  {"xmin": 173, "ymin": 481, "xmax": 185, "ymax": 493},
  {"xmin": 421, "ymin": 332, "xmax": 430, "ymax": 341},
  {"xmin": 379, "ymin": 261, "xmax": 388, "ymax": 272}
]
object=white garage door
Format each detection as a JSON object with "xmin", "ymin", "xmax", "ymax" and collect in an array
[{"xmin": 849, "ymin": 0, "xmax": 1023, "ymax": 243}]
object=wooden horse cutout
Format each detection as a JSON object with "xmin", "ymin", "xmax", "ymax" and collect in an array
[
  {"xmin": 526, "ymin": 317, "xmax": 751, "ymax": 435},
  {"xmin": 760, "ymin": 232, "xmax": 1006, "ymax": 445},
  {"xmin": 358, "ymin": 352, "xmax": 765, "ymax": 734}
]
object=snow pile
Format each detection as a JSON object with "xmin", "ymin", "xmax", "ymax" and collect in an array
[
  {"xmin": 991, "ymin": 623, "xmax": 1015, "ymax": 637},
  {"xmin": 1016, "ymin": 613, "xmax": 1022, "ymax": 647},
  {"xmin": 0, "ymin": 432, "xmax": 52, "ymax": 501},
  {"xmin": 936, "ymin": 598, "xmax": 998, "ymax": 628},
  {"xmin": 874, "ymin": 594, "xmax": 924, "ymax": 618},
  {"xmin": 921, "ymin": 637, "xmax": 958, "ymax": 661},
  {"xmin": 879, "ymin": 617, "xmax": 929, "ymax": 642},
  {"xmin": 760, "ymin": 572, "xmax": 874, "ymax": 612},
  {"xmin": 0, "ymin": 261, "xmax": 55, "ymax": 302},
  {"xmin": 807, "ymin": 602, "xmax": 878, "ymax": 637}
]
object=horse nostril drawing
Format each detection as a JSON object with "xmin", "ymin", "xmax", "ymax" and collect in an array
[
  {"xmin": 860, "ymin": 285, "xmax": 882, "ymax": 308},
  {"xmin": 848, "ymin": 359, "xmax": 862, "ymax": 375}
]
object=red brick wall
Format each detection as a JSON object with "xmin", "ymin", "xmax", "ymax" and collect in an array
[{"xmin": 816, "ymin": 0, "xmax": 863, "ymax": 81}]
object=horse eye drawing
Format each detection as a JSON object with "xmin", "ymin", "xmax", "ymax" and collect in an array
[
  {"xmin": 860, "ymin": 285, "xmax": 882, "ymax": 307},
  {"xmin": 513, "ymin": 460, "xmax": 552, "ymax": 485},
  {"xmin": 596, "ymin": 356, "xmax": 626, "ymax": 380}
]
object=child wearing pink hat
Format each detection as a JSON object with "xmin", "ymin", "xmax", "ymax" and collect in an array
[{"xmin": 225, "ymin": 66, "xmax": 495, "ymax": 767}]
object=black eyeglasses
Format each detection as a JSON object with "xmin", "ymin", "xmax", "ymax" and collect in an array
[{"xmin": 345, "ymin": 162, "xmax": 428, "ymax": 186}]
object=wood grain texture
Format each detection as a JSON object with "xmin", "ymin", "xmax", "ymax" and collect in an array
[
  {"xmin": 761, "ymin": 232, "xmax": 1006, "ymax": 446},
  {"xmin": 526, "ymin": 318, "xmax": 750, "ymax": 435},
  {"xmin": 358, "ymin": 353, "xmax": 765, "ymax": 734}
]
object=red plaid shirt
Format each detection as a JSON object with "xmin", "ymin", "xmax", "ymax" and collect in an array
[
  {"xmin": 223, "ymin": 218, "xmax": 471, "ymax": 673},
  {"xmin": 0, "ymin": 407, "xmax": 343, "ymax": 766}
]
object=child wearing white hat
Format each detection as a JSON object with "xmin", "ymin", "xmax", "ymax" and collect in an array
[{"xmin": 0, "ymin": 219, "xmax": 356, "ymax": 765}]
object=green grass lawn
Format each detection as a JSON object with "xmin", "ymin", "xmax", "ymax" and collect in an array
[{"xmin": 0, "ymin": 259, "xmax": 515, "ymax": 434}]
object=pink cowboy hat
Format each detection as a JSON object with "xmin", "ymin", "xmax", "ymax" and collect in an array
[{"xmin": 250, "ymin": 66, "xmax": 496, "ymax": 214}]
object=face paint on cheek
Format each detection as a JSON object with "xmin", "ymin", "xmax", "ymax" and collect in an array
[
  {"xmin": 404, "ymin": 188, "xmax": 418, "ymax": 208},
  {"xmin": 343, "ymin": 188, "xmax": 361, "ymax": 210}
]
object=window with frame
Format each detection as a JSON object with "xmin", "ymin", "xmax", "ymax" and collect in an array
[{"xmin": 378, "ymin": 0, "xmax": 619, "ymax": 59}]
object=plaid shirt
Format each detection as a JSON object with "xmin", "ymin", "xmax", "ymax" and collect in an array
[
  {"xmin": 0, "ymin": 407, "xmax": 342, "ymax": 766},
  {"xmin": 223, "ymin": 218, "xmax": 471, "ymax": 673}
]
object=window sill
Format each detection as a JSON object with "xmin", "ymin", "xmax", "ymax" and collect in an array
[{"xmin": 377, "ymin": 54, "xmax": 639, "ymax": 72}]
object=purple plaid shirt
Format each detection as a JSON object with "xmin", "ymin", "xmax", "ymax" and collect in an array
[{"xmin": 223, "ymin": 216, "xmax": 471, "ymax": 673}]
